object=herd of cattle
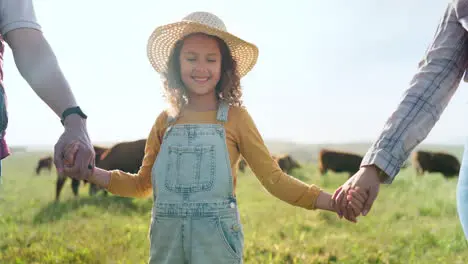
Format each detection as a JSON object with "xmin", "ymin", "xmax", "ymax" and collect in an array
[{"xmin": 35, "ymin": 140, "xmax": 462, "ymax": 201}]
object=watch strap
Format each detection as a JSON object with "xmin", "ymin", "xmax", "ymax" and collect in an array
[{"xmin": 61, "ymin": 106, "xmax": 87, "ymax": 125}]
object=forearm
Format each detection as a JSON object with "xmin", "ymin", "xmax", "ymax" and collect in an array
[
  {"xmin": 7, "ymin": 29, "xmax": 78, "ymax": 117},
  {"xmin": 362, "ymin": 84, "xmax": 458, "ymax": 182},
  {"xmin": 89, "ymin": 167, "xmax": 111, "ymax": 189},
  {"xmin": 258, "ymin": 170, "xmax": 322, "ymax": 210},
  {"xmin": 106, "ymin": 168, "xmax": 153, "ymax": 198},
  {"xmin": 314, "ymin": 191, "xmax": 335, "ymax": 212},
  {"xmin": 88, "ymin": 167, "xmax": 153, "ymax": 198},
  {"xmin": 362, "ymin": 3, "xmax": 468, "ymax": 182}
]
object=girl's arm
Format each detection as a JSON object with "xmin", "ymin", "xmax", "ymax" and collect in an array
[
  {"xmin": 315, "ymin": 191, "xmax": 336, "ymax": 212},
  {"xmin": 87, "ymin": 112, "xmax": 167, "ymax": 198},
  {"xmin": 236, "ymin": 108, "xmax": 329, "ymax": 210},
  {"xmin": 88, "ymin": 167, "xmax": 111, "ymax": 188}
]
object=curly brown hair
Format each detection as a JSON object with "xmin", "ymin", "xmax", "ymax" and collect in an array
[{"xmin": 162, "ymin": 33, "xmax": 242, "ymax": 117}]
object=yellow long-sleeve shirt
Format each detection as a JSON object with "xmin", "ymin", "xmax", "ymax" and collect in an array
[{"xmin": 107, "ymin": 106, "xmax": 322, "ymax": 210}]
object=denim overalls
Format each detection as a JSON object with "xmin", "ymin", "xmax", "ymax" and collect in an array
[{"xmin": 149, "ymin": 101, "xmax": 244, "ymax": 264}]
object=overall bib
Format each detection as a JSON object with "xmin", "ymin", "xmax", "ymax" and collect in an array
[{"xmin": 149, "ymin": 102, "xmax": 244, "ymax": 264}]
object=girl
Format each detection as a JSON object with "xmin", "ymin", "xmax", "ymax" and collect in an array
[{"xmin": 63, "ymin": 11, "xmax": 367, "ymax": 264}]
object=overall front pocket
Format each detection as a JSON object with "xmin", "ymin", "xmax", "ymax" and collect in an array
[
  {"xmin": 165, "ymin": 144, "xmax": 216, "ymax": 193},
  {"xmin": 192, "ymin": 216, "xmax": 243, "ymax": 261}
]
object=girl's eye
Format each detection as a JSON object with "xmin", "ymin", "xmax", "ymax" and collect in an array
[
  {"xmin": 186, "ymin": 58, "xmax": 196, "ymax": 62},
  {"xmin": 207, "ymin": 59, "xmax": 217, "ymax": 63}
]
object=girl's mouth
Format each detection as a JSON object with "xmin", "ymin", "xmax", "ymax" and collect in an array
[{"xmin": 192, "ymin": 77, "xmax": 210, "ymax": 84}]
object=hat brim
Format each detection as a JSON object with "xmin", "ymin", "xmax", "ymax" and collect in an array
[{"xmin": 147, "ymin": 21, "xmax": 259, "ymax": 77}]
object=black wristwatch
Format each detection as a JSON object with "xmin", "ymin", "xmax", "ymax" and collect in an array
[{"xmin": 61, "ymin": 106, "xmax": 87, "ymax": 125}]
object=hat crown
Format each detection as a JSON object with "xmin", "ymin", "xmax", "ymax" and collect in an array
[
  {"xmin": 147, "ymin": 11, "xmax": 258, "ymax": 78},
  {"xmin": 182, "ymin": 12, "xmax": 227, "ymax": 32}
]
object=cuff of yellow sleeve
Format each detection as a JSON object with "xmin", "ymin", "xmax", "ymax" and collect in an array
[
  {"xmin": 302, "ymin": 185, "xmax": 322, "ymax": 210},
  {"xmin": 106, "ymin": 170, "xmax": 119, "ymax": 193}
]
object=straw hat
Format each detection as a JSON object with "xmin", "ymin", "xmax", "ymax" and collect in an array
[{"xmin": 147, "ymin": 11, "xmax": 259, "ymax": 77}]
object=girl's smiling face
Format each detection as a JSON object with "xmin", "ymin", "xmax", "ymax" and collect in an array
[
  {"xmin": 179, "ymin": 33, "xmax": 222, "ymax": 98},
  {"xmin": 162, "ymin": 32, "xmax": 242, "ymax": 115}
]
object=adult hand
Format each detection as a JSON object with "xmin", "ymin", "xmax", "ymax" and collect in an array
[
  {"xmin": 54, "ymin": 114, "xmax": 95, "ymax": 180},
  {"xmin": 332, "ymin": 165, "xmax": 382, "ymax": 219}
]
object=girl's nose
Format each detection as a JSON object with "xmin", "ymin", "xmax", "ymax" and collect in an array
[{"xmin": 192, "ymin": 67, "xmax": 209, "ymax": 75}]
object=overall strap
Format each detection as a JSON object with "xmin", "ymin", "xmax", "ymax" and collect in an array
[
  {"xmin": 216, "ymin": 101, "xmax": 229, "ymax": 123},
  {"xmin": 166, "ymin": 114, "xmax": 177, "ymax": 126}
]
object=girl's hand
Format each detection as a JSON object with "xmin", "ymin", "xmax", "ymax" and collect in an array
[{"xmin": 346, "ymin": 187, "xmax": 369, "ymax": 218}]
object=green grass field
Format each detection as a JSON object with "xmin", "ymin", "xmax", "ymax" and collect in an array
[{"xmin": 1, "ymin": 150, "xmax": 467, "ymax": 264}]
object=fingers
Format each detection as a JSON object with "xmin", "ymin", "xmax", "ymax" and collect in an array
[
  {"xmin": 341, "ymin": 188, "xmax": 363, "ymax": 222},
  {"xmin": 53, "ymin": 140, "xmax": 65, "ymax": 176},
  {"xmin": 342, "ymin": 201, "xmax": 355, "ymax": 222},
  {"xmin": 62, "ymin": 140, "xmax": 96, "ymax": 181},
  {"xmin": 354, "ymin": 186, "xmax": 369, "ymax": 200},
  {"xmin": 82, "ymin": 147, "xmax": 95, "ymax": 179},
  {"xmin": 64, "ymin": 141, "xmax": 79, "ymax": 167},
  {"xmin": 343, "ymin": 207, "xmax": 357, "ymax": 223},
  {"xmin": 340, "ymin": 188, "xmax": 349, "ymax": 218},
  {"xmin": 335, "ymin": 168, "xmax": 382, "ymax": 222},
  {"xmin": 346, "ymin": 188, "xmax": 366, "ymax": 204},
  {"xmin": 334, "ymin": 187, "xmax": 347, "ymax": 218},
  {"xmin": 347, "ymin": 194, "xmax": 364, "ymax": 210},
  {"xmin": 67, "ymin": 143, "xmax": 86, "ymax": 177},
  {"xmin": 362, "ymin": 186, "xmax": 379, "ymax": 216},
  {"xmin": 74, "ymin": 142, "xmax": 95, "ymax": 179},
  {"xmin": 332, "ymin": 186, "xmax": 342, "ymax": 201},
  {"xmin": 345, "ymin": 187, "xmax": 371, "ymax": 218},
  {"xmin": 331, "ymin": 186, "xmax": 342, "ymax": 209},
  {"xmin": 348, "ymin": 200, "xmax": 363, "ymax": 217}
]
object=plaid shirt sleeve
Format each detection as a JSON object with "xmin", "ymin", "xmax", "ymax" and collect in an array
[{"xmin": 361, "ymin": 2, "xmax": 468, "ymax": 183}]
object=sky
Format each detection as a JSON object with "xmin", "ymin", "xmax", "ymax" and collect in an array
[{"xmin": 4, "ymin": 0, "xmax": 468, "ymax": 148}]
